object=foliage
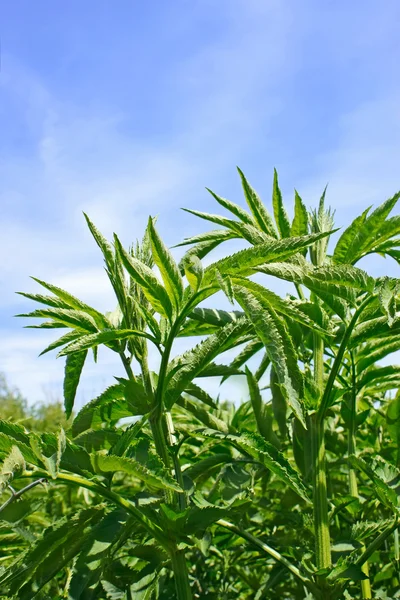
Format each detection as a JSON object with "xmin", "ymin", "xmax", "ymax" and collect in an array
[{"xmin": 1, "ymin": 169, "xmax": 400, "ymax": 599}]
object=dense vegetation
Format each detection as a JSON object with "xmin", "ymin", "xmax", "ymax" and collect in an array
[{"xmin": 1, "ymin": 169, "xmax": 400, "ymax": 599}]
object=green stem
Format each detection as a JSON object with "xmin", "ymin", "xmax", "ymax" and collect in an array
[
  {"xmin": 348, "ymin": 352, "xmax": 371, "ymax": 598},
  {"xmin": 0, "ymin": 478, "xmax": 47, "ymax": 513},
  {"xmin": 318, "ymin": 295, "xmax": 373, "ymax": 422},
  {"xmin": 217, "ymin": 519, "xmax": 322, "ymax": 598},
  {"xmin": 21, "ymin": 470, "xmax": 169, "ymax": 547},
  {"xmin": 309, "ymin": 413, "xmax": 331, "ymax": 571},
  {"xmin": 170, "ymin": 547, "xmax": 193, "ymax": 600}
]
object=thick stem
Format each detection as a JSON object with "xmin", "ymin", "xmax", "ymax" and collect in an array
[
  {"xmin": 170, "ymin": 547, "xmax": 193, "ymax": 600},
  {"xmin": 309, "ymin": 413, "xmax": 331, "ymax": 571},
  {"xmin": 348, "ymin": 353, "xmax": 371, "ymax": 598},
  {"xmin": 311, "ymin": 326, "xmax": 331, "ymax": 572}
]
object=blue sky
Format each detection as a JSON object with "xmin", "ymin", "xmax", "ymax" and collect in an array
[{"xmin": 1, "ymin": 0, "xmax": 400, "ymax": 407}]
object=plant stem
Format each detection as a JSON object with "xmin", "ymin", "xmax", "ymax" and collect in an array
[
  {"xmin": 217, "ymin": 519, "xmax": 322, "ymax": 598},
  {"xmin": 317, "ymin": 295, "xmax": 373, "ymax": 422},
  {"xmin": 309, "ymin": 413, "xmax": 331, "ymax": 571},
  {"xmin": 348, "ymin": 352, "xmax": 371, "ymax": 598},
  {"xmin": 170, "ymin": 547, "xmax": 193, "ymax": 600},
  {"xmin": 0, "ymin": 478, "xmax": 47, "ymax": 513},
  {"xmin": 21, "ymin": 470, "xmax": 169, "ymax": 547}
]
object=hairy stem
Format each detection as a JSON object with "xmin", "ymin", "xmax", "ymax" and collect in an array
[
  {"xmin": 170, "ymin": 547, "xmax": 193, "ymax": 600},
  {"xmin": 309, "ymin": 413, "xmax": 331, "ymax": 571},
  {"xmin": 348, "ymin": 352, "xmax": 371, "ymax": 598}
]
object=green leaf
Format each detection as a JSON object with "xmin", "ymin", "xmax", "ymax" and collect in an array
[
  {"xmin": 38, "ymin": 330, "xmax": 81, "ymax": 356},
  {"xmin": 29, "ymin": 276, "xmax": 112, "ymax": 330},
  {"xmin": 349, "ymin": 455, "xmax": 399, "ymax": 510},
  {"xmin": 174, "ymin": 228, "xmax": 236, "ymax": 248},
  {"xmin": 187, "ymin": 307, "xmax": 244, "ymax": 328},
  {"xmin": 17, "ymin": 308, "xmax": 98, "ymax": 332},
  {"xmin": 237, "ymin": 168, "xmax": 278, "ymax": 237},
  {"xmin": 64, "ymin": 350, "xmax": 88, "ymax": 418},
  {"xmin": 356, "ymin": 335, "xmax": 400, "ymax": 373},
  {"xmin": 177, "ymin": 395, "xmax": 229, "ymax": 433},
  {"xmin": 0, "ymin": 446, "xmax": 26, "ymax": 494},
  {"xmin": 115, "ymin": 236, "xmax": 173, "ymax": 320},
  {"xmin": 57, "ymin": 329, "xmax": 156, "ymax": 356},
  {"xmin": 246, "ymin": 367, "xmax": 271, "ymax": 441},
  {"xmin": 69, "ymin": 509, "xmax": 129, "ymax": 598},
  {"xmin": 272, "ymin": 169, "xmax": 291, "ymax": 238},
  {"xmin": 231, "ymin": 277, "xmax": 330, "ymax": 337},
  {"xmin": 84, "ymin": 213, "xmax": 115, "ymax": 268},
  {"xmin": 375, "ymin": 276, "xmax": 399, "ymax": 326},
  {"xmin": 333, "ymin": 207, "xmax": 370, "ymax": 264},
  {"xmin": 91, "ymin": 453, "xmax": 182, "ymax": 492},
  {"xmin": 183, "ymin": 254, "xmax": 204, "ymax": 291},
  {"xmin": 216, "ymin": 270, "xmax": 234, "ymax": 304},
  {"xmin": 147, "ymin": 217, "xmax": 184, "ymax": 310},
  {"xmin": 206, "ymin": 188, "xmax": 255, "ymax": 225},
  {"xmin": 270, "ymin": 367, "xmax": 287, "ymax": 439},
  {"xmin": 387, "ymin": 392, "xmax": 400, "ymax": 446},
  {"xmin": 0, "ymin": 507, "xmax": 105, "ymax": 599},
  {"xmin": 183, "ymin": 208, "xmax": 270, "ymax": 245},
  {"xmin": 221, "ymin": 339, "xmax": 263, "ymax": 382},
  {"xmin": 203, "ymin": 231, "xmax": 334, "ymax": 287},
  {"xmin": 291, "ymin": 191, "xmax": 308, "ymax": 239},
  {"xmin": 200, "ymin": 429, "xmax": 310, "ymax": 501},
  {"xmin": 233, "ymin": 285, "xmax": 305, "ymax": 427},
  {"xmin": 333, "ymin": 192, "xmax": 400, "ymax": 264},
  {"xmin": 183, "ymin": 453, "xmax": 232, "ymax": 482}
]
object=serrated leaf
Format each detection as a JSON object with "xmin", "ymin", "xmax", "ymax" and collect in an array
[
  {"xmin": 17, "ymin": 308, "xmax": 98, "ymax": 332},
  {"xmin": 84, "ymin": 213, "xmax": 115, "ymax": 268},
  {"xmin": 237, "ymin": 168, "xmax": 278, "ymax": 237},
  {"xmin": 147, "ymin": 217, "xmax": 184, "ymax": 310},
  {"xmin": 115, "ymin": 236, "xmax": 173, "ymax": 320},
  {"xmin": 38, "ymin": 330, "xmax": 81, "ymax": 356},
  {"xmin": 0, "ymin": 507, "xmax": 105, "ymax": 598},
  {"xmin": 165, "ymin": 317, "xmax": 250, "ymax": 409},
  {"xmin": 91, "ymin": 453, "xmax": 182, "ymax": 492},
  {"xmin": 187, "ymin": 307, "xmax": 244, "ymax": 328},
  {"xmin": 69, "ymin": 509, "xmax": 129, "ymax": 598},
  {"xmin": 202, "ymin": 231, "xmax": 334, "ymax": 287},
  {"xmin": 206, "ymin": 188, "xmax": 255, "ymax": 225},
  {"xmin": 64, "ymin": 350, "xmax": 88, "ymax": 418},
  {"xmin": 231, "ymin": 277, "xmax": 330, "ymax": 337},
  {"xmin": 57, "ymin": 329, "xmax": 155, "ymax": 356},
  {"xmin": 29, "ymin": 276, "xmax": 112, "ymax": 330},
  {"xmin": 178, "ymin": 395, "xmax": 229, "ymax": 433},
  {"xmin": 246, "ymin": 367, "xmax": 271, "ymax": 441},
  {"xmin": 200, "ymin": 429, "xmax": 309, "ymax": 501},
  {"xmin": 183, "ymin": 254, "xmax": 204, "ymax": 291},
  {"xmin": 334, "ymin": 192, "xmax": 400, "ymax": 264},
  {"xmin": 216, "ymin": 270, "xmax": 234, "ymax": 304},
  {"xmin": 233, "ymin": 285, "xmax": 305, "ymax": 427},
  {"xmin": 174, "ymin": 228, "xmax": 236, "ymax": 248},
  {"xmin": 291, "ymin": 191, "xmax": 308, "ymax": 239},
  {"xmin": 0, "ymin": 446, "xmax": 26, "ymax": 494},
  {"xmin": 272, "ymin": 169, "xmax": 291, "ymax": 238},
  {"xmin": 349, "ymin": 455, "xmax": 399, "ymax": 510}
]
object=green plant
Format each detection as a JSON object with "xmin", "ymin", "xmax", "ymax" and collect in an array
[{"xmin": 1, "ymin": 168, "xmax": 400, "ymax": 599}]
